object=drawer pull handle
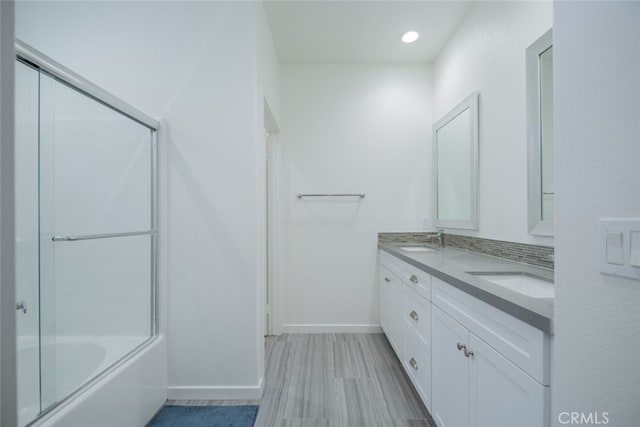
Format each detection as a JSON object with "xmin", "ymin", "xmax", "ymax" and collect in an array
[
  {"xmin": 409, "ymin": 275, "xmax": 419, "ymax": 284},
  {"xmin": 464, "ymin": 348, "xmax": 474, "ymax": 358},
  {"xmin": 384, "ymin": 277, "xmax": 391, "ymax": 283},
  {"xmin": 409, "ymin": 310, "xmax": 419, "ymax": 321},
  {"xmin": 457, "ymin": 342, "xmax": 466, "ymax": 351},
  {"xmin": 409, "ymin": 357, "xmax": 418, "ymax": 370}
]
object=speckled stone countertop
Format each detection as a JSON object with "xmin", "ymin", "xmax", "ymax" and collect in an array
[{"xmin": 379, "ymin": 243, "xmax": 555, "ymax": 334}]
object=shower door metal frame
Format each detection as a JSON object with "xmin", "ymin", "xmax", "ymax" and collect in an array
[
  {"xmin": 15, "ymin": 39, "xmax": 160, "ymax": 424},
  {"xmin": 1, "ymin": 4, "xmax": 17, "ymax": 427},
  {"xmin": 15, "ymin": 40, "xmax": 159, "ymax": 130}
]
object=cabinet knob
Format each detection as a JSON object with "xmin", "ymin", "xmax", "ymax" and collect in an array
[
  {"xmin": 464, "ymin": 348, "xmax": 474, "ymax": 358},
  {"xmin": 409, "ymin": 275, "xmax": 419, "ymax": 284},
  {"xmin": 409, "ymin": 357, "xmax": 418, "ymax": 370},
  {"xmin": 457, "ymin": 342, "xmax": 466, "ymax": 351},
  {"xmin": 384, "ymin": 277, "xmax": 391, "ymax": 283},
  {"xmin": 409, "ymin": 310, "xmax": 419, "ymax": 321}
]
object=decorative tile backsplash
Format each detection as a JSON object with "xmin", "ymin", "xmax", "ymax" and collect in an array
[
  {"xmin": 378, "ymin": 232, "xmax": 441, "ymax": 245},
  {"xmin": 445, "ymin": 234, "xmax": 554, "ymax": 269},
  {"xmin": 378, "ymin": 232, "xmax": 554, "ymax": 270}
]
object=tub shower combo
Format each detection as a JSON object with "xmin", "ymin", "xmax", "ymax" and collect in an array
[{"xmin": 15, "ymin": 42, "xmax": 159, "ymax": 426}]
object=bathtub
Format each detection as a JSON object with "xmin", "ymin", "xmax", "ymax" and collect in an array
[{"xmin": 19, "ymin": 335, "xmax": 166, "ymax": 427}]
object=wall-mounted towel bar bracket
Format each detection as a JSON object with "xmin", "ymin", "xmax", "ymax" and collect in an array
[{"xmin": 296, "ymin": 193, "xmax": 366, "ymax": 199}]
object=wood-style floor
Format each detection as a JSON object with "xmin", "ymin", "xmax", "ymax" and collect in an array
[{"xmin": 169, "ymin": 333, "xmax": 436, "ymax": 427}]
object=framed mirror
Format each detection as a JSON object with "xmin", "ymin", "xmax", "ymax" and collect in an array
[
  {"xmin": 526, "ymin": 29, "xmax": 554, "ymax": 236},
  {"xmin": 434, "ymin": 92, "xmax": 479, "ymax": 230}
]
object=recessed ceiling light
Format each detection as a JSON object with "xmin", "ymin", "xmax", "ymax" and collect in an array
[{"xmin": 401, "ymin": 31, "xmax": 419, "ymax": 44}]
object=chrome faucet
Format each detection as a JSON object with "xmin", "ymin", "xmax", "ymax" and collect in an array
[
  {"xmin": 16, "ymin": 300, "xmax": 27, "ymax": 314},
  {"xmin": 428, "ymin": 230, "xmax": 445, "ymax": 248}
]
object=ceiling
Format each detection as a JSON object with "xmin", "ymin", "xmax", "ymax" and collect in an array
[{"xmin": 264, "ymin": 1, "xmax": 474, "ymax": 64}]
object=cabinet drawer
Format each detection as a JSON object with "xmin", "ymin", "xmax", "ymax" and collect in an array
[
  {"xmin": 379, "ymin": 251, "xmax": 431, "ymax": 300},
  {"xmin": 399, "ymin": 266, "xmax": 431, "ymax": 301},
  {"xmin": 432, "ymin": 277, "xmax": 550, "ymax": 385},
  {"xmin": 402, "ymin": 284, "xmax": 431, "ymax": 346},
  {"xmin": 379, "ymin": 251, "xmax": 403, "ymax": 274},
  {"xmin": 403, "ymin": 327, "xmax": 432, "ymax": 410}
]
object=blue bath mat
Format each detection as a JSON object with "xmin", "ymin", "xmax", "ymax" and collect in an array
[{"xmin": 147, "ymin": 405, "xmax": 258, "ymax": 427}]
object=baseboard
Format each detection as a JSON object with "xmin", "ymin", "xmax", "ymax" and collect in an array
[
  {"xmin": 281, "ymin": 324, "xmax": 383, "ymax": 334},
  {"xmin": 167, "ymin": 378, "xmax": 263, "ymax": 401}
]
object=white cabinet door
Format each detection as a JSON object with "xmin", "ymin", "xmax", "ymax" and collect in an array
[
  {"xmin": 379, "ymin": 265, "xmax": 391, "ymax": 336},
  {"xmin": 468, "ymin": 334, "xmax": 548, "ymax": 427},
  {"xmin": 432, "ymin": 306, "xmax": 469, "ymax": 427},
  {"xmin": 379, "ymin": 265, "xmax": 402, "ymax": 356},
  {"xmin": 389, "ymin": 271, "xmax": 402, "ymax": 357}
]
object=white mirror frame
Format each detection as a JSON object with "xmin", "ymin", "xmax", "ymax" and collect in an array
[
  {"xmin": 526, "ymin": 29, "xmax": 554, "ymax": 236},
  {"xmin": 433, "ymin": 92, "xmax": 479, "ymax": 230}
]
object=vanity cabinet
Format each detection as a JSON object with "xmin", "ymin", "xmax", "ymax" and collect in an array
[
  {"xmin": 378, "ymin": 249, "xmax": 551, "ymax": 427},
  {"xmin": 432, "ymin": 306, "xmax": 547, "ymax": 427},
  {"xmin": 431, "ymin": 276, "xmax": 550, "ymax": 427}
]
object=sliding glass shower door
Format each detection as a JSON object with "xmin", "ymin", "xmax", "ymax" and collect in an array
[
  {"xmin": 15, "ymin": 53, "xmax": 157, "ymax": 425},
  {"xmin": 38, "ymin": 72, "xmax": 156, "ymax": 411}
]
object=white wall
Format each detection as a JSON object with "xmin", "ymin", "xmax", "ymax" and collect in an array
[
  {"xmin": 433, "ymin": 1, "xmax": 552, "ymax": 245},
  {"xmin": 279, "ymin": 65, "xmax": 432, "ymax": 332},
  {"xmin": 553, "ymin": 2, "xmax": 640, "ymax": 426},
  {"xmin": 16, "ymin": 0, "xmax": 278, "ymax": 401}
]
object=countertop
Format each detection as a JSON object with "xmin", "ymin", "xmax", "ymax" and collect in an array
[{"xmin": 379, "ymin": 243, "xmax": 554, "ymax": 333}]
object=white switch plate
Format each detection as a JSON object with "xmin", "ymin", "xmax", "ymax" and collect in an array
[
  {"xmin": 605, "ymin": 231, "xmax": 624, "ymax": 265},
  {"xmin": 630, "ymin": 231, "xmax": 640, "ymax": 267},
  {"xmin": 599, "ymin": 219, "xmax": 640, "ymax": 280}
]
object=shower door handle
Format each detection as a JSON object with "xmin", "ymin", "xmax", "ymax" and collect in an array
[
  {"xmin": 16, "ymin": 300, "xmax": 27, "ymax": 314},
  {"xmin": 52, "ymin": 230, "xmax": 156, "ymax": 242}
]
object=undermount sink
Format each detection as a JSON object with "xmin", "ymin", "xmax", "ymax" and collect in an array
[
  {"xmin": 398, "ymin": 246, "xmax": 435, "ymax": 253},
  {"xmin": 467, "ymin": 271, "xmax": 554, "ymax": 299}
]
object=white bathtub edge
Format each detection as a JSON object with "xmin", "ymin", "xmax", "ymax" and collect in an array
[{"xmin": 34, "ymin": 335, "xmax": 167, "ymax": 427}]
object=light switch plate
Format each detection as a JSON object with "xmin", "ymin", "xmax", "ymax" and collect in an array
[
  {"xmin": 599, "ymin": 219, "xmax": 640, "ymax": 280},
  {"xmin": 630, "ymin": 231, "xmax": 640, "ymax": 267},
  {"xmin": 605, "ymin": 231, "xmax": 624, "ymax": 265}
]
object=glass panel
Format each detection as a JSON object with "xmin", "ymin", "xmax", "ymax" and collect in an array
[
  {"xmin": 45, "ymin": 235, "xmax": 151, "ymax": 404},
  {"xmin": 38, "ymin": 73, "xmax": 154, "ymax": 410},
  {"xmin": 437, "ymin": 108, "xmax": 471, "ymax": 221},
  {"xmin": 539, "ymin": 47, "xmax": 554, "ymax": 221},
  {"xmin": 15, "ymin": 60, "xmax": 41, "ymax": 427},
  {"xmin": 40, "ymin": 74, "xmax": 151, "ymax": 237}
]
